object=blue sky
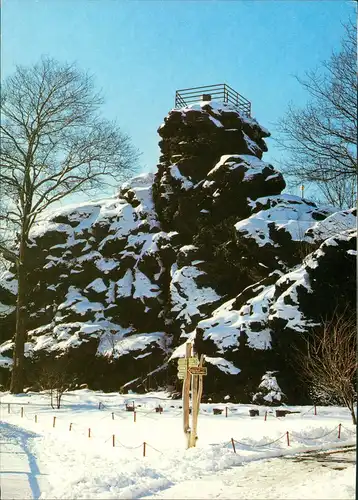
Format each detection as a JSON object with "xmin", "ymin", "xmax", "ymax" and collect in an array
[{"xmin": 2, "ymin": 0, "xmax": 355, "ymax": 198}]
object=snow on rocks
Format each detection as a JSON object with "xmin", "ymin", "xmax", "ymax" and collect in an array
[
  {"xmin": 305, "ymin": 207, "xmax": 357, "ymax": 243},
  {"xmin": 0, "ymin": 98, "xmax": 355, "ymax": 403},
  {"xmin": 204, "ymin": 356, "xmax": 241, "ymax": 375},
  {"xmin": 236, "ymin": 194, "xmax": 333, "ymax": 246},
  {"xmin": 0, "ymin": 173, "xmax": 173, "ymax": 391},
  {"xmin": 97, "ymin": 331, "xmax": 168, "ymax": 359},
  {"xmin": 0, "ymin": 270, "xmax": 18, "ymax": 296},
  {"xmin": 169, "ymin": 262, "xmax": 221, "ymax": 333},
  {"xmin": 200, "ymin": 155, "xmax": 285, "ymax": 224},
  {"xmin": 153, "ymin": 101, "xmax": 279, "ymax": 235}
]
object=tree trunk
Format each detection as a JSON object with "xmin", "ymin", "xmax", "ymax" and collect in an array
[
  {"xmin": 10, "ymin": 232, "xmax": 27, "ymax": 394},
  {"xmin": 348, "ymin": 401, "xmax": 357, "ymax": 425},
  {"xmin": 350, "ymin": 408, "xmax": 357, "ymax": 426}
]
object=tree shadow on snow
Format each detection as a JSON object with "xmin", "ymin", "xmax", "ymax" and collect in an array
[{"xmin": 0, "ymin": 422, "xmax": 46, "ymax": 499}]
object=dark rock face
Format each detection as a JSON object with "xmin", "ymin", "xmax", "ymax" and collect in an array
[
  {"xmin": 0, "ymin": 101, "xmax": 355, "ymax": 402},
  {"xmin": 153, "ymin": 102, "xmax": 282, "ymax": 235}
]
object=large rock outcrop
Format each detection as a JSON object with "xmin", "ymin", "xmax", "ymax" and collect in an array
[{"xmin": 0, "ymin": 100, "xmax": 355, "ymax": 402}]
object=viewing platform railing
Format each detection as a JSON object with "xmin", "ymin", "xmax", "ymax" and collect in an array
[{"xmin": 175, "ymin": 83, "xmax": 251, "ymax": 117}]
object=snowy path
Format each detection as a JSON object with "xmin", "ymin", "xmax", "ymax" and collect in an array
[
  {"xmin": 0, "ymin": 422, "xmax": 48, "ymax": 500},
  {"xmin": 148, "ymin": 447, "xmax": 356, "ymax": 499}
]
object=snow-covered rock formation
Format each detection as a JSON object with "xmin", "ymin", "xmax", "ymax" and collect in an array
[{"xmin": 0, "ymin": 101, "xmax": 356, "ymax": 402}]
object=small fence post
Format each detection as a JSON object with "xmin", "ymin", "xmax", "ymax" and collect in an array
[
  {"xmin": 264, "ymin": 411, "xmax": 267, "ymax": 421},
  {"xmin": 88, "ymin": 428, "xmax": 91, "ymax": 438},
  {"xmin": 35, "ymin": 415, "xmax": 37, "ymax": 423},
  {"xmin": 112, "ymin": 435, "xmax": 115, "ymax": 448},
  {"xmin": 143, "ymin": 442, "xmax": 146, "ymax": 457},
  {"xmin": 7, "ymin": 403, "xmax": 10, "ymax": 414},
  {"xmin": 134, "ymin": 411, "xmax": 136, "ymax": 423},
  {"xmin": 338, "ymin": 423, "xmax": 341, "ymax": 439},
  {"xmin": 21, "ymin": 407, "xmax": 24, "ymax": 418},
  {"xmin": 286, "ymin": 431, "xmax": 290, "ymax": 446},
  {"xmin": 231, "ymin": 438, "xmax": 236, "ymax": 454},
  {"xmin": 225, "ymin": 407, "xmax": 228, "ymax": 418},
  {"xmin": 53, "ymin": 416, "xmax": 56, "ymax": 428},
  {"xmin": 69, "ymin": 423, "xmax": 72, "ymax": 431},
  {"xmin": 112, "ymin": 412, "xmax": 114, "ymax": 420},
  {"xmin": 314, "ymin": 406, "xmax": 317, "ymax": 416}
]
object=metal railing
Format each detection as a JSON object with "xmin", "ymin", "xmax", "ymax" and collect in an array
[{"xmin": 175, "ymin": 84, "xmax": 251, "ymax": 117}]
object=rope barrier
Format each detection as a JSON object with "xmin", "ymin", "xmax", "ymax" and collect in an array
[
  {"xmin": 146, "ymin": 443, "xmax": 164, "ymax": 455},
  {"xmin": 100, "ymin": 404, "xmax": 125, "ymax": 420},
  {"xmin": 2, "ymin": 403, "xmax": 355, "ymax": 457},
  {"xmin": 290, "ymin": 426, "xmax": 339, "ymax": 441},
  {"xmin": 233, "ymin": 433, "xmax": 287, "ymax": 448},
  {"xmin": 114, "ymin": 441, "xmax": 143, "ymax": 450},
  {"xmin": 300, "ymin": 406, "xmax": 316, "ymax": 417},
  {"xmin": 341, "ymin": 424, "xmax": 356, "ymax": 435},
  {"xmin": 140, "ymin": 408, "xmax": 158, "ymax": 419},
  {"xmin": 98, "ymin": 413, "xmax": 112, "ymax": 421}
]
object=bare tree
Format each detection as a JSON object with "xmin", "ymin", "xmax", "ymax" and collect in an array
[
  {"xmin": 37, "ymin": 358, "xmax": 73, "ymax": 409},
  {"xmin": 296, "ymin": 311, "xmax": 357, "ymax": 424},
  {"xmin": 0, "ymin": 57, "xmax": 139, "ymax": 393},
  {"xmin": 276, "ymin": 21, "xmax": 357, "ymax": 208}
]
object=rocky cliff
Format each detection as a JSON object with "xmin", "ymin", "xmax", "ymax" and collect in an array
[{"xmin": 0, "ymin": 100, "xmax": 356, "ymax": 402}]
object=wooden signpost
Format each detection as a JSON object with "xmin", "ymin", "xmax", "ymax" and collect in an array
[{"xmin": 178, "ymin": 342, "xmax": 207, "ymax": 449}]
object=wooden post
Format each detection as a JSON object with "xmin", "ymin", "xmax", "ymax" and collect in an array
[
  {"xmin": 8, "ymin": 403, "xmax": 10, "ymax": 414},
  {"xmin": 286, "ymin": 431, "xmax": 290, "ymax": 446},
  {"xmin": 134, "ymin": 410, "xmax": 137, "ymax": 423},
  {"xmin": 21, "ymin": 407, "xmax": 24, "ymax": 418},
  {"xmin": 314, "ymin": 406, "xmax": 317, "ymax": 416},
  {"xmin": 143, "ymin": 442, "xmax": 146, "ymax": 457},
  {"xmin": 88, "ymin": 428, "xmax": 91, "ymax": 438},
  {"xmin": 35, "ymin": 415, "xmax": 37, "ymax": 423},
  {"xmin": 189, "ymin": 371, "xmax": 199, "ymax": 448},
  {"xmin": 196, "ymin": 355, "xmax": 205, "ymax": 409},
  {"xmin": 181, "ymin": 346, "xmax": 206, "ymax": 449},
  {"xmin": 231, "ymin": 438, "xmax": 236, "ymax": 454},
  {"xmin": 225, "ymin": 407, "xmax": 228, "ymax": 418},
  {"xmin": 338, "ymin": 423, "xmax": 341, "ymax": 439},
  {"xmin": 112, "ymin": 435, "xmax": 115, "ymax": 447},
  {"xmin": 112, "ymin": 412, "xmax": 114, "ymax": 420},
  {"xmin": 183, "ymin": 343, "xmax": 191, "ymax": 449},
  {"xmin": 189, "ymin": 353, "xmax": 205, "ymax": 449},
  {"xmin": 69, "ymin": 423, "xmax": 72, "ymax": 431},
  {"xmin": 264, "ymin": 411, "xmax": 267, "ymax": 421},
  {"xmin": 53, "ymin": 416, "xmax": 56, "ymax": 428}
]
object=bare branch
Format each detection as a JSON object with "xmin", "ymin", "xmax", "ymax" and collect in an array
[
  {"xmin": 0, "ymin": 56, "xmax": 140, "ymax": 393},
  {"xmin": 275, "ymin": 21, "xmax": 357, "ymax": 208},
  {"xmin": 294, "ymin": 308, "xmax": 357, "ymax": 424}
]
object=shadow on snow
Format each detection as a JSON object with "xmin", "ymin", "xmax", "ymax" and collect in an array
[{"xmin": 0, "ymin": 421, "xmax": 45, "ymax": 499}]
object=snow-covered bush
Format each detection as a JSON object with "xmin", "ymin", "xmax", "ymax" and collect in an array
[{"xmin": 252, "ymin": 371, "xmax": 286, "ymax": 405}]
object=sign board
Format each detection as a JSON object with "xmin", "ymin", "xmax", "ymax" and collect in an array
[
  {"xmin": 178, "ymin": 356, "xmax": 201, "ymax": 379},
  {"xmin": 178, "ymin": 357, "xmax": 199, "ymax": 367},
  {"xmin": 188, "ymin": 357, "xmax": 199, "ymax": 367},
  {"xmin": 177, "ymin": 363, "xmax": 187, "ymax": 380},
  {"xmin": 188, "ymin": 367, "xmax": 207, "ymax": 376}
]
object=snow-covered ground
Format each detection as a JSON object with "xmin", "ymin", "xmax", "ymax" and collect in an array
[{"xmin": 0, "ymin": 390, "xmax": 356, "ymax": 499}]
